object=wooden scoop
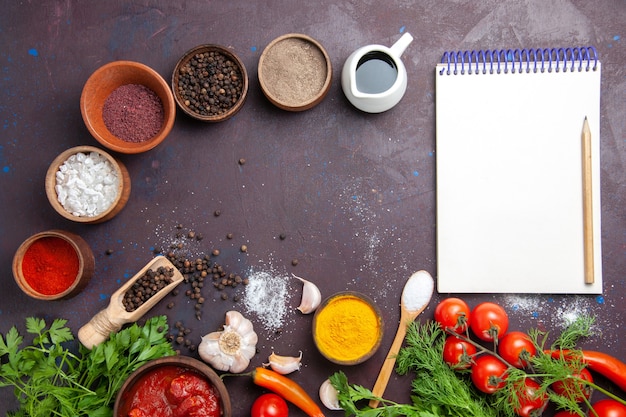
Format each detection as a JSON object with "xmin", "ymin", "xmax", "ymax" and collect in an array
[
  {"xmin": 78, "ymin": 255, "xmax": 184, "ymax": 349},
  {"xmin": 368, "ymin": 270, "xmax": 434, "ymax": 408}
]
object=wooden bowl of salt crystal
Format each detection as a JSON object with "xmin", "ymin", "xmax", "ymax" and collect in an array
[{"xmin": 45, "ymin": 145, "xmax": 131, "ymax": 224}]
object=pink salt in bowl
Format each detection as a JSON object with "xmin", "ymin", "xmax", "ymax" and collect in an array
[{"xmin": 81, "ymin": 61, "xmax": 176, "ymax": 154}]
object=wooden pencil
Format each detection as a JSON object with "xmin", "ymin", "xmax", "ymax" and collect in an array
[{"xmin": 582, "ymin": 116, "xmax": 594, "ymax": 284}]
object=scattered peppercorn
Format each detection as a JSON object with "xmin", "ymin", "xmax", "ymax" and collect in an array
[
  {"xmin": 240, "ymin": 245, "xmax": 248, "ymax": 253},
  {"xmin": 214, "ymin": 210, "xmax": 221, "ymax": 217},
  {"xmin": 291, "ymin": 259, "xmax": 299, "ymax": 266},
  {"xmin": 238, "ymin": 158, "xmax": 246, "ymax": 165},
  {"xmin": 279, "ymin": 233, "xmax": 286, "ymax": 240}
]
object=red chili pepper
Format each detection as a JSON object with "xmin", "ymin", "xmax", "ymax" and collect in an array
[
  {"xmin": 251, "ymin": 367, "xmax": 326, "ymax": 417},
  {"xmin": 547, "ymin": 350, "xmax": 626, "ymax": 392}
]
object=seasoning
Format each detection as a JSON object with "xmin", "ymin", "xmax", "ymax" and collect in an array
[
  {"xmin": 314, "ymin": 293, "xmax": 381, "ymax": 363},
  {"xmin": 55, "ymin": 151, "xmax": 119, "ymax": 217},
  {"xmin": 102, "ymin": 83, "xmax": 164, "ymax": 143},
  {"xmin": 21, "ymin": 237, "xmax": 79, "ymax": 295},
  {"xmin": 176, "ymin": 50, "xmax": 244, "ymax": 117},
  {"xmin": 122, "ymin": 266, "xmax": 175, "ymax": 312}
]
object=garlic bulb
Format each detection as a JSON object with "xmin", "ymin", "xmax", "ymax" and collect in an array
[
  {"xmin": 198, "ymin": 310, "xmax": 258, "ymax": 373},
  {"xmin": 292, "ymin": 273, "xmax": 322, "ymax": 314},
  {"xmin": 264, "ymin": 351, "xmax": 302, "ymax": 375},
  {"xmin": 319, "ymin": 379, "xmax": 342, "ymax": 410}
]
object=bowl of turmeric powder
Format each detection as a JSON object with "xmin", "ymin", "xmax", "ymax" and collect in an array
[{"xmin": 312, "ymin": 291, "xmax": 384, "ymax": 365}]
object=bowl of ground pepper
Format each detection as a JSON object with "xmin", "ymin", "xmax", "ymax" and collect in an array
[
  {"xmin": 81, "ymin": 60, "xmax": 176, "ymax": 154},
  {"xmin": 258, "ymin": 33, "xmax": 332, "ymax": 111},
  {"xmin": 12, "ymin": 230, "xmax": 95, "ymax": 300},
  {"xmin": 312, "ymin": 291, "xmax": 384, "ymax": 365},
  {"xmin": 45, "ymin": 145, "xmax": 131, "ymax": 223},
  {"xmin": 172, "ymin": 44, "xmax": 248, "ymax": 122}
]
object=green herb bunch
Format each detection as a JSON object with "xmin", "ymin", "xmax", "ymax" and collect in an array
[
  {"xmin": 0, "ymin": 315, "xmax": 176, "ymax": 417},
  {"xmin": 330, "ymin": 320, "xmax": 497, "ymax": 417},
  {"xmin": 330, "ymin": 315, "xmax": 625, "ymax": 417}
]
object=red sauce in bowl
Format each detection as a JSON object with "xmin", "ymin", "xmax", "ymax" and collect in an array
[{"xmin": 119, "ymin": 365, "xmax": 222, "ymax": 417}]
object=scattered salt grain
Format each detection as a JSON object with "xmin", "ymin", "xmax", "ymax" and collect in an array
[
  {"xmin": 243, "ymin": 269, "xmax": 292, "ymax": 334},
  {"xmin": 55, "ymin": 151, "xmax": 119, "ymax": 217},
  {"xmin": 402, "ymin": 270, "xmax": 434, "ymax": 312}
]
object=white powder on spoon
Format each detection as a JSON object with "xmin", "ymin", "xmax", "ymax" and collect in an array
[{"xmin": 402, "ymin": 270, "xmax": 434, "ymax": 312}]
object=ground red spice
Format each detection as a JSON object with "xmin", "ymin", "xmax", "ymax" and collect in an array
[
  {"xmin": 21, "ymin": 236, "xmax": 79, "ymax": 295},
  {"xmin": 102, "ymin": 83, "xmax": 164, "ymax": 143}
]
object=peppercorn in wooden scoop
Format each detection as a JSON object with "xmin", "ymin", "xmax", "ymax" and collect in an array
[
  {"xmin": 368, "ymin": 270, "xmax": 434, "ymax": 408},
  {"xmin": 78, "ymin": 256, "xmax": 184, "ymax": 349}
]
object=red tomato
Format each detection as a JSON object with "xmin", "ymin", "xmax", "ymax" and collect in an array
[
  {"xmin": 551, "ymin": 367, "xmax": 593, "ymax": 403},
  {"xmin": 512, "ymin": 378, "xmax": 548, "ymax": 417},
  {"xmin": 498, "ymin": 331, "xmax": 536, "ymax": 368},
  {"xmin": 591, "ymin": 399, "xmax": 626, "ymax": 417},
  {"xmin": 434, "ymin": 297, "xmax": 471, "ymax": 332},
  {"xmin": 553, "ymin": 411, "xmax": 580, "ymax": 417},
  {"xmin": 443, "ymin": 335, "xmax": 477, "ymax": 369},
  {"xmin": 470, "ymin": 302, "xmax": 509, "ymax": 342},
  {"xmin": 251, "ymin": 393, "xmax": 289, "ymax": 417},
  {"xmin": 471, "ymin": 354, "xmax": 508, "ymax": 394}
]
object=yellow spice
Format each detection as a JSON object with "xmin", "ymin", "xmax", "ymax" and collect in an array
[{"xmin": 314, "ymin": 294, "xmax": 380, "ymax": 362}]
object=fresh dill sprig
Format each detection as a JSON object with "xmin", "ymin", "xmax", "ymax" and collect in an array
[{"xmin": 397, "ymin": 320, "xmax": 498, "ymax": 417}]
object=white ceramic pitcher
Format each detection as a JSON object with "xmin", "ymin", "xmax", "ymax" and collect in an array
[{"xmin": 341, "ymin": 32, "xmax": 413, "ymax": 113}]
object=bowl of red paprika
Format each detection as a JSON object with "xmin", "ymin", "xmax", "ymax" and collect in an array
[
  {"xmin": 114, "ymin": 355, "xmax": 231, "ymax": 417},
  {"xmin": 12, "ymin": 230, "xmax": 95, "ymax": 300}
]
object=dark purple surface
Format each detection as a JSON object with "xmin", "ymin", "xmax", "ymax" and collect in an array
[{"xmin": 1, "ymin": 1, "xmax": 625, "ymax": 416}]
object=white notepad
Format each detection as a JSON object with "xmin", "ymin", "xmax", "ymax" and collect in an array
[{"xmin": 435, "ymin": 47, "xmax": 602, "ymax": 294}]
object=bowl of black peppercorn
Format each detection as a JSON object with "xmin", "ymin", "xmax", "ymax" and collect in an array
[{"xmin": 172, "ymin": 44, "xmax": 249, "ymax": 122}]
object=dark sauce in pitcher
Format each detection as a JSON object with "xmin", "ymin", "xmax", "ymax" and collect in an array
[{"xmin": 355, "ymin": 52, "xmax": 398, "ymax": 94}]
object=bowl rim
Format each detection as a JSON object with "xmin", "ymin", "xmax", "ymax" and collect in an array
[
  {"xmin": 312, "ymin": 291, "xmax": 384, "ymax": 365},
  {"xmin": 12, "ymin": 230, "xmax": 93, "ymax": 300},
  {"xmin": 45, "ymin": 145, "xmax": 127, "ymax": 223},
  {"xmin": 113, "ymin": 355, "xmax": 232, "ymax": 417},
  {"xmin": 258, "ymin": 33, "xmax": 333, "ymax": 111},
  {"xmin": 80, "ymin": 60, "xmax": 176, "ymax": 154},
  {"xmin": 171, "ymin": 44, "xmax": 249, "ymax": 122}
]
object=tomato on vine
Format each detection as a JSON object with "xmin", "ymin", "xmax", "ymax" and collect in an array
[
  {"xmin": 434, "ymin": 297, "xmax": 471, "ymax": 332},
  {"xmin": 443, "ymin": 335, "xmax": 477, "ymax": 369},
  {"xmin": 498, "ymin": 331, "xmax": 536, "ymax": 368},
  {"xmin": 470, "ymin": 302, "xmax": 509, "ymax": 342},
  {"xmin": 512, "ymin": 378, "xmax": 548, "ymax": 417},
  {"xmin": 551, "ymin": 367, "xmax": 593, "ymax": 403},
  {"xmin": 590, "ymin": 399, "xmax": 626, "ymax": 417},
  {"xmin": 553, "ymin": 412, "xmax": 580, "ymax": 417},
  {"xmin": 471, "ymin": 354, "xmax": 508, "ymax": 394},
  {"xmin": 251, "ymin": 393, "xmax": 289, "ymax": 417}
]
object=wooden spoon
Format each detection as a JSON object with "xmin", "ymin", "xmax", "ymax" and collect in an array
[
  {"xmin": 78, "ymin": 255, "xmax": 184, "ymax": 349},
  {"xmin": 368, "ymin": 270, "xmax": 434, "ymax": 408}
]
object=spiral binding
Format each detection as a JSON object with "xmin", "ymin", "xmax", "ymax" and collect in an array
[{"xmin": 439, "ymin": 46, "xmax": 598, "ymax": 75}]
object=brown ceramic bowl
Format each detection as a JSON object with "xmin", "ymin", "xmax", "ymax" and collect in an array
[
  {"xmin": 172, "ymin": 44, "xmax": 249, "ymax": 122},
  {"xmin": 258, "ymin": 33, "xmax": 332, "ymax": 111},
  {"xmin": 312, "ymin": 291, "xmax": 384, "ymax": 365},
  {"xmin": 81, "ymin": 60, "xmax": 176, "ymax": 153},
  {"xmin": 45, "ymin": 145, "xmax": 131, "ymax": 223},
  {"xmin": 114, "ymin": 356, "xmax": 232, "ymax": 417},
  {"xmin": 12, "ymin": 230, "xmax": 95, "ymax": 300}
]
